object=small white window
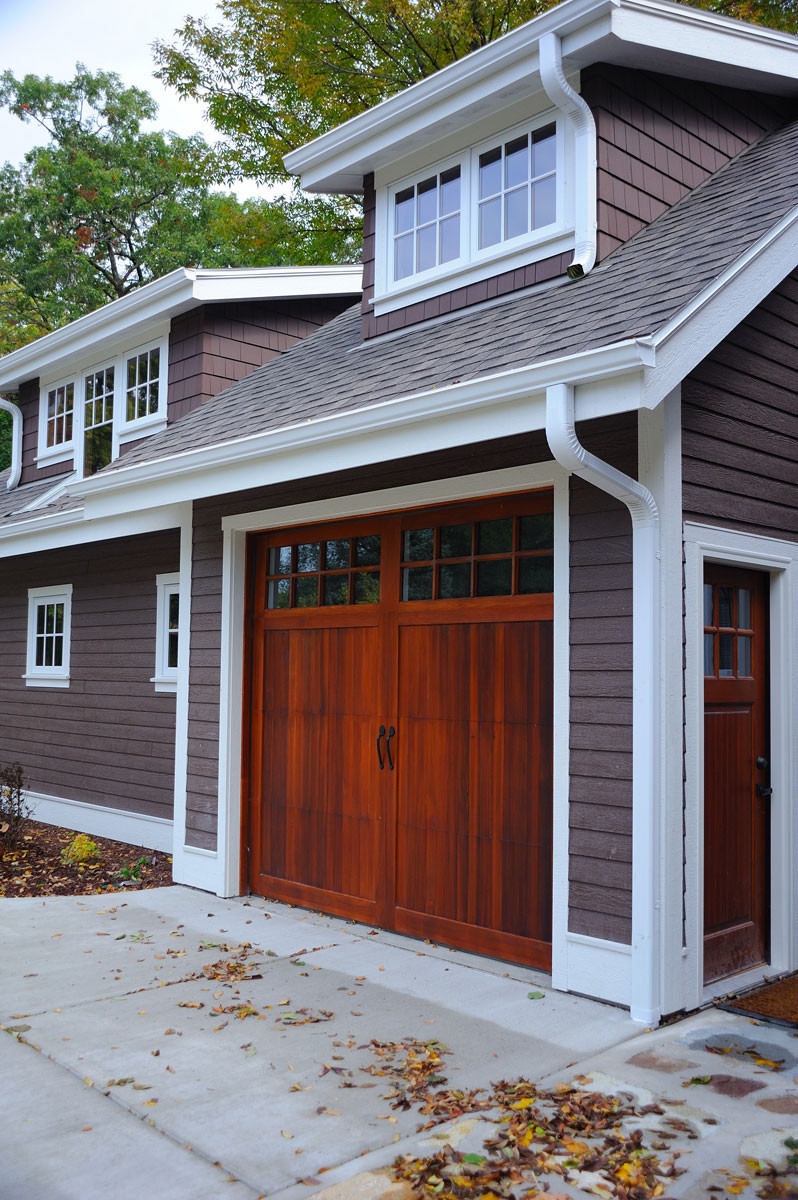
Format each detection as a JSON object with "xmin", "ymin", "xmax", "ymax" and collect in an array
[
  {"xmin": 25, "ymin": 585, "xmax": 72, "ymax": 688},
  {"xmin": 126, "ymin": 345, "xmax": 162, "ymax": 424},
  {"xmin": 152, "ymin": 573, "xmax": 180, "ymax": 693},
  {"xmin": 45, "ymin": 381, "xmax": 75, "ymax": 449},
  {"xmin": 83, "ymin": 364, "xmax": 115, "ymax": 477},
  {"xmin": 393, "ymin": 166, "xmax": 462, "ymax": 282},
  {"xmin": 476, "ymin": 123, "xmax": 557, "ymax": 250}
]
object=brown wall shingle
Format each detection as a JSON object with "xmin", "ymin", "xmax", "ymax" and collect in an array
[{"xmin": 0, "ymin": 530, "xmax": 180, "ymax": 821}]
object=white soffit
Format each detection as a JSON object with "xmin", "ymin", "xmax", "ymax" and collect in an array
[
  {"xmin": 286, "ymin": 0, "xmax": 798, "ymax": 193},
  {"xmin": 0, "ymin": 265, "xmax": 363, "ymax": 392}
]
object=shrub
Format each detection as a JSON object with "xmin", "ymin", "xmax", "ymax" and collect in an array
[
  {"xmin": 0, "ymin": 763, "xmax": 30, "ymax": 850},
  {"xmin": 61, "ymin": 834, "xmax": 99, "ymax": 864}
]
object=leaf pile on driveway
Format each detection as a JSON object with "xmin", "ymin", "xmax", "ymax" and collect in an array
[
  {"xmin": 0, "ymin": 818, "xmax": 173, "ymax": 896},
  {"xmin": 390, "ymin": 1077, "xmax": 683, "ymax": 1199}
]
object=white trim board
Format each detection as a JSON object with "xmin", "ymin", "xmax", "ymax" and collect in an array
[
  {"xmin": 214, "ymin": 461, "xmax": 574, "ymax": 1000},
  {"xmin": 682, "ymin": 522, "xmax": 798, "ymax": 1013},
  {"xmin": 563, "ymin": 933, "xmax": 632, "ymax": 1008},
  {"xmin": 27, "ymin": 791, "xmax": 173, "ymax": 854},
  {"xmin": 0, "ymin": 503, "xmax": 188, "ymax": 560}
]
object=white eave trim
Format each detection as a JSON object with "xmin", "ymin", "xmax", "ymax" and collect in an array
[
  {"xmin": 68, "ymin": 338, "xmax": 654, "ymax": 506},
  {"xmin": 0, "ymin": 265, "xmax": 362, "ymax": 392},
  {"xmin": 285, "ymin": 0, "xmax": 798, "ymax": 193}
]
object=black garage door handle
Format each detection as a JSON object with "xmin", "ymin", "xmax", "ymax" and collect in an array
[{"xmin": 376, "ymin": 724, "xmax": 386, "ymax": 770}]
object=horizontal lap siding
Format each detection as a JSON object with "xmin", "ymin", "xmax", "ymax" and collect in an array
[
  {"xmin": 0, "ymin": 530, "xmax": 179, "ymax": 820},
  {"xmin": 683, "ymin": 271, "xmax": 798, "ymax": 540},
  {"xmin": 185, "ymin": 432, "xmax": 550, "ymax": 849},
  {"xmin": 167, "ymin": 298, "xmax": 352, "ymax": 424},
  {"xmin": 569, "ymin": 414, "xmax": 636, "ymax": 944},
  {"xmin": 19, "ymin": 377, "xmax": 68, "ymax": 485},
  {"xmin": 581, "ymin": 64, "xmax": 793, "ymax": 263}
]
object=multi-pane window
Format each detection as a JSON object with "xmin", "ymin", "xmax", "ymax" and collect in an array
[
  {"xmin": 704, "ymin": 583, "xmax": 753, "ymax": 678},
  {"xmin": 153, "ymin": 573, "xmax": 180, "ymax": 692},
  {"xmin": 265, "ymin": 536, "xmax": 381, "ymax": 609},
  {"xmin": 401, "ymin": 511, "xmax": 553, "ymax": 602},
  {"xmin": 45, "ymin": 382, "xmax": 75, "ymax": 449},
  {"xmin": 478, "ymin": 123, "xmax": 557, "ymax": 249},
  {"xmin": 84, "ymin": 366, "xmax": 114, "ymax": 477},
  {"xmin": 393, "ymin": 167, "xmax": 461, "ymax": 281},
  {"xmin": 126, "ymin": 347, "xmax": 161, "ymax": 422},
  {"xmin": 25, "ymin": 585, "xmax": 72, "ymax": 687}
]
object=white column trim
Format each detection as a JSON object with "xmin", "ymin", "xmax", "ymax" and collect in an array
[{"xmin": 682, "ymin": 521, "xmax": 798, "ymax": 1011}]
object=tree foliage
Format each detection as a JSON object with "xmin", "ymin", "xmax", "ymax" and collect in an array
[
  {"xmin": 153, "ymin": 0, "xmax": 556, "ymax": 185},
  {"xmin": 0, "ymin": 65, "xmax": 361, "ymax": 360}
]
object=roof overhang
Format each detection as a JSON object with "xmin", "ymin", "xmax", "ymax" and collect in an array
[
  {"xmin": 0, "ymin": 266, "xmax": 362, "ymax": 392},
  {"xmin": 285, "ymin": 0, "xmax": 798, "ymax": 194}
]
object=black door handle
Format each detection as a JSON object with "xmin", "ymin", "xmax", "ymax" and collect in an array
[
  {"xmin": 376, "ymin": 725, "xmax": 386, "ymax": 770},
  {"xmin": 756, "ymin": 784, "xmax": 773, "ymax": 798},
  {"xmin": 386, "ymin": 726, "xmax": 396, "ymax": 771}
]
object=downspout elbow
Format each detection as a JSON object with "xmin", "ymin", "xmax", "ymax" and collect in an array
[
  {"xmin": 0, "ymin": 396, "xmax": 22, "ymax": 490},
  {"xmin": 545, "ymin": 382, "xmax": 657, "ymax": 525},
  {"xmin": 539, "ymin": 32, "xmax": 597, "ymax": 279}
]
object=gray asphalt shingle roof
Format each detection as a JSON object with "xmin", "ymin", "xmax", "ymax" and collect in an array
[
  {"xmin": 108, "ymin": 115, "xmax": 798, "ymax": 472},
  {"xmin": 2, "ymin": 114, "xmax": 798, "ymax": 535}
]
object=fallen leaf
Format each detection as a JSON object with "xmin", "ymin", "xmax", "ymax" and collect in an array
[
  {"xmin": 281, "ymin": 1130, "xmax": 294, "ymax": 1140},
  {"xmin": 527, "ymin": 990, "xmax": 545, "ymax": 1000}
]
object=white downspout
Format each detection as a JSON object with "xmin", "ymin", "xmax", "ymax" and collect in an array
[
  {"xmin": 545, "ymin": 382, "xmax": 661, "ymax": 1025},
  {"xmin": 539, "ymin": 32, "xmax": 597, "ymax": 279},
  {"xmin": 0, "ymin": 397, "xmax": 22, "ymax": 489}
]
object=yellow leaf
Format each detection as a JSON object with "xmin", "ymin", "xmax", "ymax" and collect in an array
[{"xmin": 281, "ymin": 1130, "xmax": 293, "ymax": 1139}]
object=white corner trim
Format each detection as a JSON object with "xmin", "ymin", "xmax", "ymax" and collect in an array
[
  {"xmin": 682, "ymin": 522, "xmax": 798, "ymax": 1013},
  {"xmin": 549, "ymin": 464, "xmax": 571, "ymax": 995},
  {"xmin": 564, "ymin": 933, "xmax": 633, "ymax": 1009},
  {"xmin": 27, "ymin": 791, "xmax": 173, "ymax": 853}
]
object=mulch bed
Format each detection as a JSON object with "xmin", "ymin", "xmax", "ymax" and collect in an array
[
  {"xmin": 0, "ymin": 818, "xmax": 173, "ymax": 897},
  {"xmin": 717, "ymin": 973, "xmax": 798, "ymax": 1030}
]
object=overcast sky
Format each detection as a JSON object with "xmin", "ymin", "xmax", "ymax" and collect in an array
[{"xmin": 0, "ymin": 0, "xmax": 267, "ymax": 197}]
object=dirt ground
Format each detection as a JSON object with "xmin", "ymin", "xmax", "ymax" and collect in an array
[{"xmin": 0, "ymin": 818, "xmax": 173, "ymax": 897}]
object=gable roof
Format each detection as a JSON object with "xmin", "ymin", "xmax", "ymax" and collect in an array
[{"xmin": 86, "ymin": 115, "xmax": 798, "ymax": 479}]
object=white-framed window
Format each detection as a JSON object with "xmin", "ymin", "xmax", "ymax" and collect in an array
[
  {"xmin": 24, "ymin": 584, "xmax": 73, "ymax": 689},
  {"xmin": 122, "ymin": 341, "xmax": 164, "ymax": 431},
  {"xmin": 37, "ymin": 334, "xmax": 168, "ymax": 477},
  {"xmin": 37, "ymin": 377, "xmax": 77, "ymax": 465},
  {"xmin": 376, "ymin": 109, "xmax": 569, "ymax": 314},
  {"xmin": 151, "ymin": 573, "xmax": 180, "ymax": 693}
]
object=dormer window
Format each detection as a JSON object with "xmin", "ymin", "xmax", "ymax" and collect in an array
[
  {"xmin": 376, "ymin": 110, "xmax": 570, "ymax": 317},
  {"xmin": 477, "ymin": 124, "xmax": 556, "ymax": 249},
  {"xmin": 394, "ymin": 167, "xmax": 461, "ymax": 281},
  {"xmin": 38, "ymin": 334, "xmax": 168, "ymax": 475},
  {"xmin": 45, "ymin": 381, "xmax": 75, "ymax": 450}
]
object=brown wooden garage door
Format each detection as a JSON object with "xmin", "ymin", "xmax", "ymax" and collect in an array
[{"xmin": 246, "ymin": 492, "xmax": 554, "ymax": 969}]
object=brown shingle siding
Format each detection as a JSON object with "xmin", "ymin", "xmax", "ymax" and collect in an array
[{"xmin": 0, "ymin": 530, "xmax": 179, "ymax": 822}]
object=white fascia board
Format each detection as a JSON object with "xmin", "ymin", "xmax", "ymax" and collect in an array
[
  {"xmin": 0, "ymin": 502, "xmax": 187, "ymax": 559},
  {"xmin": 285, "ymin": 0, "xmax": 798, "ymax": 193},
  {"xmin": 641, "ymin": 203, "xmax": 798, "ymax": 408},
  {"xmin": 0, "ymin": 266, "xmax": 363, "ymax": 392},
  {"xmin": 73, "ymin": 338, "xmax": 653, "ymax": 520}
]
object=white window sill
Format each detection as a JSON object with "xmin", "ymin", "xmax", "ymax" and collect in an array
[
  {"xmin": 35, "ymin": 446, "xmax": 75, "ymax": 468},
  {"xmin": 150, "ymin": 675, "xmax": 177, "ymax": 694},
  {"xmin": 23, "ymin": 673, "xmax": 70, "ymax": 689},
  {"xmin": 119, "ymin": 415, "xmax": 167, "ymax": 444},
  {"xmin": 373, "ymin": 227, "xmax": 574, "ymax": 318}
]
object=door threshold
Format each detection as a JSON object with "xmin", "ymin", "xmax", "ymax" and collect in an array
[{"xmin": 703, "ymin": 962, "xmax": 781, "ymax": 1005}]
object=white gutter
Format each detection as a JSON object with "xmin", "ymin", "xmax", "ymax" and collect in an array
[
  {"xmin": 539, "ymin": 33, "xmax": 597, "ymax": 279},
  {"xmin": 545, "ymin": 382, "xmax": 661, "ymax": 1025},
  {"xmin": 0, "ymin": 397, "xmax": 22, "ymax": 489},
  {"xmin": 69, "ymin": 338, "xmax": 654, "ymax": 501}
]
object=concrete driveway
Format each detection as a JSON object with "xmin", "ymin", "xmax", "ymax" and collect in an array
[{"xmin": 1, "ymin": 886, "xmax": 796, "ymax": 1199}]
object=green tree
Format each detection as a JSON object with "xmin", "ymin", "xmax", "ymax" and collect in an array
[
  {"xmin": 154, "ymin": 0, "xmax": 555, "ymax": 186},
  {"xmin": 0, "ymin": 65, "xmax": 358, "ymax": 356}
]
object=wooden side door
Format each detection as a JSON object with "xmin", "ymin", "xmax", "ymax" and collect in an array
[{"xmin": 703, "ymin": 566, "xmax": 770, "ymax": 984}]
